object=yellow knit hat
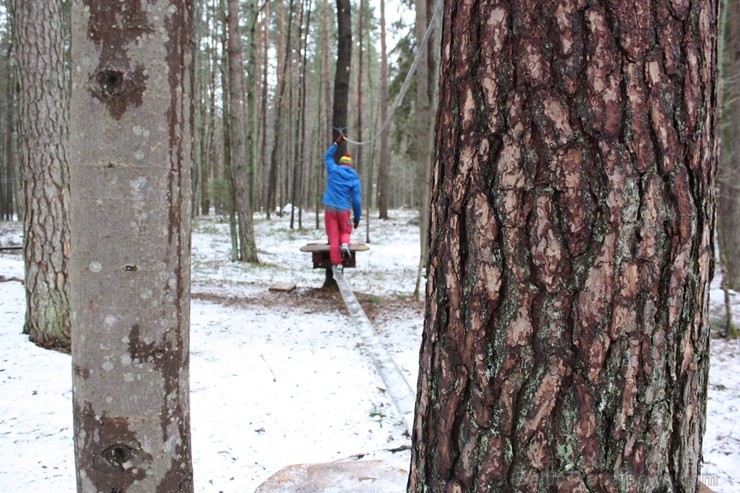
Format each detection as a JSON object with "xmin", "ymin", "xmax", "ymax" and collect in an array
[{"xmin": 339, "ymin": 154, "xmax": 353, "ymax": 166}]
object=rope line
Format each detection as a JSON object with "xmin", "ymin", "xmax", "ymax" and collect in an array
[{"xmin": 343, "ymin": 0, "xmax": 444, "ymax": 147}]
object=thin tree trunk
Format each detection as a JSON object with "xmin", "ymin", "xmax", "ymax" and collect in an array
[
  {"xmin": 201, "ymin": 0, "xmax": 218, "ymax": 216},
  {"xmin": 0, "ymin": 43, "xmax": 8, "ymax": 220},
  {"xmin": 377, "ymin": 0, "xmax": 390, "ymax": 220},
  {"xmin": 2, "ymin": 42, "xmax": 18, "ymax": 221},
  {"xmin": 410, "ymin": 1, "xmax": 719, "ymax": 491},
  {"xmin": 332, "ymin": 0, "xmax": 351, "ymax": 145},
  {"xmin": 318, "ymin": 0, "xmax": 333, "ymax": 229},
  {"xmin": 259, "ymin": 0, "xmax": 270, "ymax": 215},
  {"xmin": 246, "ymin": 0, "xmax": 259, "ymax": 212},
  {"xmin": 69, "ymin": 1, "xmax": 194, "ymax": 490},
  {"xmin": 227, "ymin": 0, "xmax": 258, "ymax": 262},
  {"xmin": 412, "ymin": 0, "xmax": 433, "ymax": 300},
  {"xmin": 192, "ymin": 0, "xmax": 206, "ymax": 218},
  {"xmin": 290, "ymin": 0, "xmax": 307, "ymax": 230},
  {"xmin": 267, "ymin": 0, "xmax": 296, "ymax": 219},
  {"xmin": 718, "ymin": 0, "xmax": 740, "ymax": 291},
  {"xmin": 355, "ymin": 0, "xmax": 364, "ymax": 176},
  {"xmin": 298, "ymin": 0, "xmax": 313, "ymax": 230},
  {"xmin": 11, "ymin": 0, "xmax": 71, "ymax": 351},
  {"xmin": 219, "ymin": 0, "xmax": 239, "ymax": 261},
  {"xmin": 364, "ymin": 37, "xmax": 374, "ymax": 244}
]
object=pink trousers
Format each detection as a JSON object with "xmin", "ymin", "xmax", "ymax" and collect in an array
[{"xmin": 324, "ymin": 209, "xmax": 352, "ymax": 265}]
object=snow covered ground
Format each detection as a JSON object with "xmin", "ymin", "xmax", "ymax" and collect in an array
[{"xmin": 0, "ymin": 210, "xmax": 738, "ymax": 492}]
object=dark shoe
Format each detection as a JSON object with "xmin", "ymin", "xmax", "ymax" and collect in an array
[{"xmin": 341, "ymin": 243, "xmax": 351, "ymax": 262}]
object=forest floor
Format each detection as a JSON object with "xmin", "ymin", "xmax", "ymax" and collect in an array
[{"xmin": 0, "ymin": 209, "xmax": 738, "ymax": 492}]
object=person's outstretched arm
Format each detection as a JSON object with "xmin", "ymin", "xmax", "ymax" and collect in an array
[
  {"xmin": 324, "ymin": 142, "xmax": 338, "ymax": 171},
  {"xmin": 324, "ymin": 133, "xmax": 344, "ymax": 170},
  {"xmin": 352, "ymin": 180, "xmax": 362, "ymax": 227}
]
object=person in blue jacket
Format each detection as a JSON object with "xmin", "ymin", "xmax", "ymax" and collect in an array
[{"xmin": 323, "ymin": 133, "xmax": 362, "ymax": 271}]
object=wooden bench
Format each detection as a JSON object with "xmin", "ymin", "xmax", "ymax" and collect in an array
[{"xmin": 299, "ymin": 242, "xmax": 369, "ymax": 288}]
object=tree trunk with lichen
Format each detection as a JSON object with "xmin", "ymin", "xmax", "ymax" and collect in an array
[
  {"xmin": 10, "ymin": 0, "xmax": 72, "ymax": 352},
  {"xmin": 409, "ymin": 1, "xmax": 719, "ymax": 492},
  {"xmin": 69, "ymin": 1, "xmax": 194, "ymax": 491}
]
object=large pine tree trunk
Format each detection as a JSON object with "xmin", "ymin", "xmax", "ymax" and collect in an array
[
  {"xmin": 11, "ymin": 0, "xmax": 71, "ymax": 351},
  {"xmin": 718, "ymin": 0, "xmax": 740, "ymax": 291},
  {"xmin": 69, "ymin": 1, "xmax": 194, "ymax": 490},
  {"xmin": 410, "ymin": 1, "xmax": 719, "ymax": 492}
]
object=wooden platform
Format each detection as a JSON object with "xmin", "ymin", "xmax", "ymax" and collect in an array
[
  {"xmin": 300, "ymin": 242, "xmax": 370, "ymax": 289},
  {"xmin": 298, "ymin": 242, "xmax": 369, "ymax": 252},
  {"xmin": 299, "ymin": 242, "xmax": 369, "ymax": 270}
]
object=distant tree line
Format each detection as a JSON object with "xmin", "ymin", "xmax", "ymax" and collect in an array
[{"xmin": 0, "ymin": 0, "xmax": 429, "ymax": 228}]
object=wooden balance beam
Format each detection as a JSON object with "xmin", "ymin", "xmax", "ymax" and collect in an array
[{"xmin": 299, "ymin": 242, "xmax": 369, "ymax": 288}]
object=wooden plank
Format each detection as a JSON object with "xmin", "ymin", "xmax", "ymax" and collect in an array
[
  {"xmin": 268, "ymin": 282, "xmax": 297, "ymax": 293},
  {"xmin": 332, "ymin": 268, "xmax": 415, "ymax": 434},
  {"xmin": 299, "ymin": 243, "xmax": 369, "ymax": 253}
]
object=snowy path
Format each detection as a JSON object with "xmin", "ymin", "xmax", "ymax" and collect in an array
[{"xmin": 1, "ymin": 212, "xmax": 738, "ymax": 491}]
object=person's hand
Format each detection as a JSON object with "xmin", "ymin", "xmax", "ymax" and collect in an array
[
  {"xmin": 353, "ymin": 220, "xmax": 360, "ymax": 229},
  {"xmin": 335, "ymin": 133, "xmax": 346, "ymax": 145}
]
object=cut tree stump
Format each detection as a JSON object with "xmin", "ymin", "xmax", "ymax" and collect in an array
[
  {"xmin": 699, "ymin": 482, "xmax": 717, "ymax": 493},
  {"xmin": 256, "ymin": 450, "xmax": 409, "ymax": 493}
]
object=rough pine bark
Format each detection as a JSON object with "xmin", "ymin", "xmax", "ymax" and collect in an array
[
  {"xmin": 410, "ymin": 1, "xmax": 719, "ymax": 492},
  {"xmin": 717, "ymin": 0, "xmax": 740, "ymax": 290},
  {"xmin": 69, "ymin": 1, "xmax": 194, "ymax": 491},
  {"xmin": 10, "ymin": 0, "xmax": 72, "ymax": 351}
]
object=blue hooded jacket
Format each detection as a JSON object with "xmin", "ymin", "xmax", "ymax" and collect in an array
[{"xmin": 323, "ymin": 143, "xmax": 362, "ymax": 223}]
